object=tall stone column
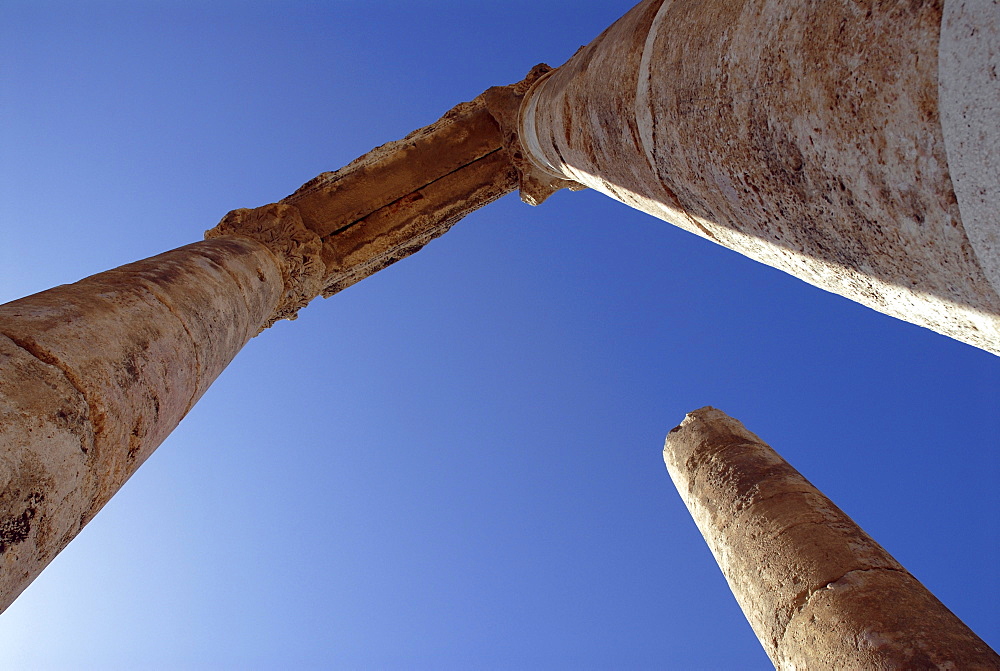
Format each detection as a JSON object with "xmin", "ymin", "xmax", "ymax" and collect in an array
[
  {"xmin": 518, "ymin": 0, "xmax": 1000, "ymax": 355},
  {"xmin": 0, "ymin": 71, "xmax": 542, "ymax": 612},
  {"xmin": 664, "ymin": 407, "xmax": 1000, "ymax": 669}
]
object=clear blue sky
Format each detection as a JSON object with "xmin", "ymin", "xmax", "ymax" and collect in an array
[{"xmin": 1, "ymin": 1, "xmax": 997, "ymax": 668}]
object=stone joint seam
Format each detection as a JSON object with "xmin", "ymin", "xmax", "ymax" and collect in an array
[
  {"xmin": 320, "ymin": 146, "xmax": 509, "ymax": 241},
  {"xmin": 778, "ymin": 566, "xmax": 912, "ymax": 657},
  {"xmin": 322, "ymin": 190, "xmax": 503, "ymax": 297},
  {"xmin": 321, "ymin": 221, "xmax": 453, "ymax": 297},
  {"xmin": 0, "ymin": 331, "xmax": 96, "ymax": 454}
]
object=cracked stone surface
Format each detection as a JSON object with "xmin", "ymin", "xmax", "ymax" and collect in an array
[{"xmin": 664, "ymin": 407, "xmax": 1000, "ymax": 669}]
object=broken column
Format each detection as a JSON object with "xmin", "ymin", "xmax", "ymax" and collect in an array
[
  {"xmin": 663, "ymin": 407, "xmax": 1000, "ymax": 668},
  {"xmin": 518, "ymin": 0, "xmax": 1000, "ymax": 354},
  {"xmin": 0, "ymin": 70, "xmax": 545, "ymax": 612}
]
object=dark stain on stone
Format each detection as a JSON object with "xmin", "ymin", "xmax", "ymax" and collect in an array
[
  {"xmin": 55, "ymin": 406, "xmax": 90, "ymax": 453},
  {"xmin": 123, "ymin": 354, "xmax": 140, "ymax": 382},
  {"xmin": 0, "ymin": 492, "xmax": 44, "ymax": 555},
  {"xmin": 127, "ymin": 417, "xmax": 143, "ymax": 461}
]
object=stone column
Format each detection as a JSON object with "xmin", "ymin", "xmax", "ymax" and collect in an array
[
  {"xmin": 519, "ymin": 0, "xmax": 1000, "ymax": 355},
  {"xmin": 0, "ymin": 238, "xmax": 284, "ymax": 612},
  {"xmin": 664, "ymin": 407, "xmax": 1000, "ymax": 669},
  {"xmin": 0, "ymin": 70, "xmax": 545, "ymax": 612}
]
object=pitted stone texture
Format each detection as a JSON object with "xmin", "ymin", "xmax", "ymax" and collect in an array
[
  {"xmin": 0, "ymin": 334, "xmax": 92, "ymax": 612},
  {"xmin": 0, "ymin": 238, "xmax": 282, "ymax": 612},
  {"xmin": 522, "ymin": 0, "xmax": 1000, "ymax": 355},
  {"xmin": 939, "ymin": 0, "xmax": 1000, "ymax": 299},
  {"xmin": 209, "ymin": 69, "xmax": 552, "ymax": 323},
  {"xmin": 784, "ymin": 568, "xmax": 1000, "ymax": 670},
  {"xmin": 664, "ymin": 407, "xmax": 1000, "ymax": 669}
]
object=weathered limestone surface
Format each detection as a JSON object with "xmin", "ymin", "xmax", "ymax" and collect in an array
[
  {"xmin": 0, "ymin": 238, "xmax": 283, "ymax": 611},
  {"xmin": 939, "ymin": 0, "xmax": 1000, "ymax": 299},
  {"xmin": 520, "ymin": 0, "xmax": 1000, "ymax": 355},
  {"xmin": 664, "ymin": 407, "xmax": 1000, "ymax": 669}
]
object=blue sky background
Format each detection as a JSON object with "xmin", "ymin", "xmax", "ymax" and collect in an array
[{"xmin": 1, "ymin": 1, "xmax": 997, "ymax": 668}]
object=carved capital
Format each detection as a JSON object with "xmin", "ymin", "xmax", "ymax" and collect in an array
[
  {"xmin": 206, "ymin": 203, "xmax": 325, "ymax": 326},
  {"xmin": 480, "ymin": 64, "xmax": 585, "ymax": 206}
]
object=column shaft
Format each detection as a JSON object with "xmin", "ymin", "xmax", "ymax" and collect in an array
[
  {"xmin": 520, "ymin": 0, "xmax": 1000, "ymax": 355},
  {"xmin": 0, "ymin": 238, "xmax": 283, "ymax": 612},
  {"xmin": 664, "ymin": 407, "xmax": 1000, "ymax": 668}
]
